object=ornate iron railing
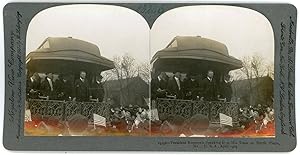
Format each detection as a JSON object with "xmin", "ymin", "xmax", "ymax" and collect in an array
[
  {"xmin": 156, "ymin": 98, "xmax": 240, "ymax": 125},
  {"xmin": 28, "ymin": 99, "xmax": 112, "ymax": 122}
]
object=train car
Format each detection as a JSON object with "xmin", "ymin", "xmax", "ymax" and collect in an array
[
  {"xmin": 151, "ymin": 36, "xmax": 243, "ymax": 126},
  {"xmin": 26, "ymin": 37, "xmax": 114, "ymax": 122}
]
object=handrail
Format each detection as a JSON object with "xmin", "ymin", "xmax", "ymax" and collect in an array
[
  {"xmin": 155, "ymin": 98, "xmax": 240, "ymax": 126},
  {"xmin": 27, "ymin": 99, "xmax": 112, "ymax": 122}
]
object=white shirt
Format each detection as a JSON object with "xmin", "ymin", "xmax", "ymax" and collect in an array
[
  {"xmin": 174, "ymin": 77, "xmax": 181, "ymax": 90},
  {"xmin": 207, "ymin": 77, "xmax": 212, "ymax": 82},
  {"xmin": 30, "ymin": 77, "xmax": 34, "ymax": 83},
  {"xmin": 80, "ymin": 77, "xmax": 85, "ymax": 82},
  {"xmin": 158, "ymin": 76, "xmax": 162, "ymax": 82},
  {"xmin": 47, "ymin": 78, "xmax": 53, "ymax": 91}
]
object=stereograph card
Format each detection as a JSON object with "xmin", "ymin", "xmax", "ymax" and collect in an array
[{"xmin": 2, "ymin": 2, "xmax": 297, "ymax": 151}]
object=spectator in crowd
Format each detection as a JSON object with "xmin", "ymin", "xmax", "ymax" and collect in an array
[
  {"xmin": 159, "ymin": 115, "xmax": 185, "ymax": 136},
  {"xmin": 131, "ymin": 110, "xmax": 150, "ymax": 136},
  {"xmin": 254, "ymin": 110, "xmax": 265, "ymax": 133},
  {"xmin": 66, "ymin": 114, "xmax": 89, "ymax": 136},
  {"xmin": 263, "ymin": 107, "xmax": 273, "ymax": 128},
  {"xmin": 110, "ymin": 107, "xmax": 127, "ymax": 133},
  {"xmin": 239, "ymin": 107, "xmax": 252, "ymax": 129},
  {"xmin": 181, "ymin": 114, "xmax": 210, "ymax": 137}
]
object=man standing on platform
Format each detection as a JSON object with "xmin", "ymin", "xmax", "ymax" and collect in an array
[
  {"xmin": 26, "ymin": 72, "xmax": 41, "ymax": 99},
  {"xmin": 91, "ymin": 75, "xmax": 105, "ymax": 102},
  {"xmin": 200, "ymin": 70, "xmax": 218, "ymax": 101},
  {"xmin": 219, "ymin": 74, "xmax": 233, "ymax": 102},
  {"xmin": 151, "ymin": 72, "xmax": 168, "ymax": 99},
  {"xmin": 74, "ymin": 71, "xmax": 90, "ymax": 102},
  {"xmin": 41, "ymin": 72, "xmax": 56, "ymax": 99},
  {"xmin": 182, "ymin": 73, "xmax": 201, "ymax": 100},
  {"xmin": 167, "ymin": 72, "xmax": 183, "ymax": 99},
  {"xmin": 55, "ymin": 74, "xmax": 73, "ymax": 101}
]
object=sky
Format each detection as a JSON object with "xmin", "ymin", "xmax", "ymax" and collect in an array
[
  {"xmin": 151, "ymin": 5, "xmax": 274, "ymax": 63},
  {"xmin": 27, "ymin": 4, "xmax": 274, "ymax": 64},
  {"xmin": 26, "ymin": 4, "xmax": 150, "ymax": 63}
]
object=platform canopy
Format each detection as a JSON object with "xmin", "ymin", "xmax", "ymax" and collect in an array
[
  {"xmin": 26, "ymin": 37, "xmax": 114, "ymax": 74},
  {"xmin": 151, "ymin": 36, "xmax": 243, "ymax": 73}
]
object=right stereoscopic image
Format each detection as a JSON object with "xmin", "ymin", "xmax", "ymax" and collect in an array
[{"xmin": 149, "ymin": 6, "xmax": 275, "ymax": 137}]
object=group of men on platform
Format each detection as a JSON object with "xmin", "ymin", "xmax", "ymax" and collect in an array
[
  {"xmin": 26, "ymin": 71, "xmax": 105, "ymax": 102},
  {"xmin": 151, "ymin": 70, "xmax": 233, "ymax": 101}
]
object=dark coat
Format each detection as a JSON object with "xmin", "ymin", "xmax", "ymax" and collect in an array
[
  {"xmin": 40, "ymin": 78, "xmax": 56, "ymax": 99},
  {"xmin": 26, "ymin": 78, "xmax": 40, "ymax": 99},
  {"xmin": 90, "ymin": 81, "xmax": 105, "ymax": 102},
  {"xmin": 151, "ymin": 77, "xmax": 168, "ymax": 99},
  {"xmin": 74, "ymin": 78, "xmax": 90, "ymax": 102},
  {"xmin": 182, "ymin": 78, "xmax": 201, "ymax": 100},
  {"xmin": 219, "ymin": 81, "xmax": 233, "ymax": 101},
  {"xmin": 200, "ymin": 77, "xmax": 218, "ymax": 101},
  {"xmin": 167, "ymin": 77, "xmax": 183, "ymax": 99},
  {"xmin": 55, "ymin": 79, "xmax": 73, "ymax": 100}
]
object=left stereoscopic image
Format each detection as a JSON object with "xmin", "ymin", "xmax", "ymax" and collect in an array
[{"xmin": 25, "ymin": 4, "xmax": 151, "ymax": 136}]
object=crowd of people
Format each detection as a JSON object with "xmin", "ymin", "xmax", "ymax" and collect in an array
[
  {"xmin": 239, "ymin": 104, "xmax": 275, "ymax": 133},
  {"xmin": 26, "ymin": 71, "xmax": 105, "ymax": 102},
  {"xmin": 24, "ymin": 103, "xmax": 275, "ymax": 137},
  {"xmin": 151, "ymin": 70, "xmax": 232, "ymax": 102},
  {"xmin": 108, "ymin": 104, "xmax": 151, "ymax": 135},
  {"xmin": 24, "ymin": 107, "xmax": 213, "ymax": 137},
  {"xmin": 24, "ymin": 104, "xmax": 153, "ymax": 136}
]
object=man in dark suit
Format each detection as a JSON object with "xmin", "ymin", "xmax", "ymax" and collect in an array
[
  {"xmin": 182, "ymin": 74, "xmax": 200, "ymax": 100},
  {"xmin": 90, "ymin": 75, "xmax": 105, "ymax": 102},
  {"xmin": 151, "ymin": 72, "xmax": 168, "ymax": 99},
  {"xmin": 26, "ymin": 72, "xmax": 41, "ymax": 99},
  {"xmin": 40, "ymin": 72, "xmax": 56, "ymax": 99},
  {"xmin": 167, "ymin": 72, "xmax": 183, "ymax": 99},
  {"xmin": 74, "ymin": 71, "xmax": 90, "ymax": 102},
  {"xmin": 200, "ymin": 70, "xmax": 218, "ymax": 101},
  {"xmin": 219, "ymin": 74, "xmax": 233, "ymax": 102},
  {"xmin": 55, "ymin": 74, "xmax": 73, "ymax": 101}
]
